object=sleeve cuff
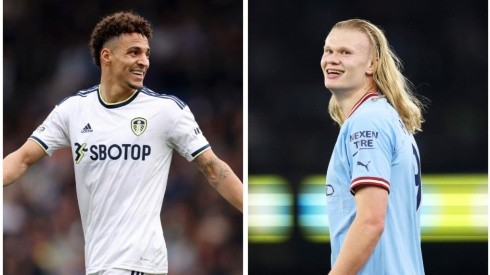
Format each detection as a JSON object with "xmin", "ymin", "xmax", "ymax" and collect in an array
[
  {"xmin": 350, "ymin": 176, "xmax": 390, "ymax": 195},
  {"xmin": 190, "ymin": 144, "xmax": 211, "ymax": 160}
]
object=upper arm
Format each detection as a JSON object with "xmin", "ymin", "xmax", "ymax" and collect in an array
[
  {"xmin": 192, "ymin": 147, "xmax": 243, "ymax": 212},
  {"xmin": 167, "ymin": 106, "xmax": 210, "ymax": 162},
  {"xmin": 347, "ymin": 110, "xmax": 394, "ymax": 194},
  {"xmin": 4, "ymin": 139, "xmax": 47, "ymax": 186},
  {"xmin": 193, "ymin": 148, "xmax": 233, "ymax": 188},
  {"xmin": 354, "ymin": 185, "xmax": 388, "ymax": 225},
  {"xmin": 193, "ymin": 148, "xmax": 217, "ymax": 175},
  {"xmin": 16, "ymin": 139, "xmax": 47, "ymax": 165}
]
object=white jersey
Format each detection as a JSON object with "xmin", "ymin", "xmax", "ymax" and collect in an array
[{"xmin": 30, "ymin": 85, "xmax": 210, "ymax": 274}]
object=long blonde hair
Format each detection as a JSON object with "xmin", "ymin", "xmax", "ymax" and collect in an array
[{"xmin": 328, "ymin": 19, "xmax": 425, "ymax": 134}]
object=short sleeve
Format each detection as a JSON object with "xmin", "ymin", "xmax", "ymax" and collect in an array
[
  {"xmin": 345, "ymin": 113, "xmax": 395, "ymax": 194},
  {"xmin": 167, "ymin": 106, "xmax": 210, "ymax": 161},
  {"xmin": 29, "ymin": 104, "xmax": 71, "ymax": 156}
]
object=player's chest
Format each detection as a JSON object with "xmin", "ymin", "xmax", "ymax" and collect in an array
[{"xmin": 68, "ymin": 105, "xmax": 168, "ymax": 144}]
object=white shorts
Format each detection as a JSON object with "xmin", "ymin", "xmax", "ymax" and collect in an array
[{"xmin": 90, "ymin": 269, "xmax": 167, "ymax": 275}]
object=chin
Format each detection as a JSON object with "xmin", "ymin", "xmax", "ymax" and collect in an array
[
  {"xmin": 129, "ymin": 82, "xmax": 144, "ymax": 89},
  {"xmin": 324, "ymin": 82, "xmax": 341, "ymax": 91}
]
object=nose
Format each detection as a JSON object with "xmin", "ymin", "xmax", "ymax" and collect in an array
[
  {"xmin": 138, "ymin": 54, "xmax": 150, "ymax": 67},
  {"xmin": 321, "ymin": 52, "xmax": 339, "ymax": 70},
  {"xmin": 324, "ymin": 52, "xmax": 340, "ymax": 65}
]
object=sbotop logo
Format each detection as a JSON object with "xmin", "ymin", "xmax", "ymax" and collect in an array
[{"xmin": 74, "ymin": 143, "xmax": 151, "ymax": 163}]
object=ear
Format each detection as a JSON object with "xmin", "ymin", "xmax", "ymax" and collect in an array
[
  {"xmin": 100, "ymin": 48, "xmax": 111, "ymax": 66},
  {"xmin": 365, "ymin": 57, "xmax": 377, "ymax": 76}
]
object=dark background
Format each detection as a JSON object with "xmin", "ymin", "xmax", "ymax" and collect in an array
[
  {"xmin": 4, "ymin": 0, "xmax": 243, "ymax": 274},
  {"xmin": 249, "ymin": 0, "xmax": 488, "ymax": 274}
]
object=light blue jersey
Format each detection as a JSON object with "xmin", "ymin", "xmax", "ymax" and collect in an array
[{"xmin": 326, "ymin": 92, "xmax": 425, "ymax": 274}]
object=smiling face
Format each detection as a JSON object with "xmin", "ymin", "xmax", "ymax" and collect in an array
[
  {"xmin": 102, "ymin": 32, "xmax": 150, "ymax": 91},
  {"xmin": 320, "ymin": 28, "xmax": 376, "ymax": 94}
]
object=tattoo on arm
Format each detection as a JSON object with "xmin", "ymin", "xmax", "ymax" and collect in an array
[{"xmin": 198, "ymin": 155, "xmax": 231, "ymax": 189}]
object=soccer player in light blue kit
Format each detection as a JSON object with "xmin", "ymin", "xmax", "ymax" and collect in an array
[{"xmin": 321, "ymin": 19, "xmax": 425, "ymax": 274}]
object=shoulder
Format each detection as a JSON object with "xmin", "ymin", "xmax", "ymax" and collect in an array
[
  {"xmin": 349, "ymin": 97, "xmax": 398, "ymax": 127},
  {"xmin": 139, "ymin": 87, "xmax": 187, "ymax": 110},
  {"xmin": 341, "ymin": 97, "xmax": 401, "ymax": 142},
  {"xmin": 359, "ymin": 97, "xmax": 394, "ymax": 117},
  {"xmin": 57, "ymin": 85, "xmax": 99, "ymax": 107},
  {"xmin": 76, "ymin": 85, "xmax": 99, "ymax": 97}
]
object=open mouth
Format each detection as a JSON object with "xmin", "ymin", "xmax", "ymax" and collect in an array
[
  {"xmin": 131, "ymin": 70, "xmax": 145, "ymax": 76},
  {"xmin": 131, "ymin": 70, "xmax": 146, "ymax": 80},
  {"xmin": 326, "ymin": 69, "xmax": 344, "ymax": 75}
]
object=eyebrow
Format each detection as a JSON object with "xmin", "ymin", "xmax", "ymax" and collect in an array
[
  {"xmin": 127, "ymin": 46, "xmax": 151, "ymax": 52},
  {"xmin": 323, "ymin": 45, "xmax": 354, "ymax": 52}
]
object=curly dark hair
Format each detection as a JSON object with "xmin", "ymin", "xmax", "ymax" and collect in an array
[{"xmin": 89, "ymin": 11, "xmax": 153, "ymax": 67}]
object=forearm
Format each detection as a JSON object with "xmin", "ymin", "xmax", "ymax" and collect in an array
[
  {"xmin": 204, "ymin": 160, "xmax": 243, "ymax": 212},
  {"xmin": 213, "ymin": 167, "xmax": 243, "ymax": 212},
  {"xmin": 329, "ymin": 217, "xmax": 384, "ymax": 275}
]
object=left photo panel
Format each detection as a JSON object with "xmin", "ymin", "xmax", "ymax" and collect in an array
[{"xmin": 4, "ymin": 1, "xmax": 244, "ymax": 275}]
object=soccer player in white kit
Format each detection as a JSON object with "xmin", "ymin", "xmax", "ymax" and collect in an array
[
  {"xmin": 4, "ymin": 11, "xmax": 243, "ymax": 275},
  {"xmin": 321, "ymin": 19, "xmax": 425, "ymax": 274}
]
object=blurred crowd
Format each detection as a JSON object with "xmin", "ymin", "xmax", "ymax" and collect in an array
[{"xmin": 4, "ymin": 0, "xmax": 243, "ymax": 274}]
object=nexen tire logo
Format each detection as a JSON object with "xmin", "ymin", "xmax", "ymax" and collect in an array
[{"xmin": 74, "ymin": 143, "xmax": 151, "ymax": 163}]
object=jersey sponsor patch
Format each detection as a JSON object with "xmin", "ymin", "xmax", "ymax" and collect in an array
[
  {"xmin": 131, "ymin": 117, "xmax": 147, "ymax": 136},
  {"xmin": 74, "ymin": 142, "xmax": 151, "ymax": 163},
  {"xmin": 350, "ymin": 130, "xmax": 378, "ymax": 156}
]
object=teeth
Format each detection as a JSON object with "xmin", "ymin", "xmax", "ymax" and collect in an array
[{"xmin": 327, "ymin": 69, "xmax": 343, "ymax": 74}]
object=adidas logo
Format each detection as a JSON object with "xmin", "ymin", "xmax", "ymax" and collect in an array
[{"xmin": 81, "ymin": 123, "xmax": 93, "ymax": 133}]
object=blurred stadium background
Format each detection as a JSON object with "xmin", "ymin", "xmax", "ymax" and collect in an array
[
  {"xmin": 4, "ymin": 0, "xmax": 489, "ymax": 274},
  {"xmin": 3, "ymin": 0, "xmax": 243, "ymax": 274},
  {"xmin": 249, "ymin": 0, "xmax": 487, "ymax": 274}
]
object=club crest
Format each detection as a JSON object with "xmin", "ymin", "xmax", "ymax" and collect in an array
[{"xmin": 131, "ymin": 117, "xmax": 147, "ymax": 136}]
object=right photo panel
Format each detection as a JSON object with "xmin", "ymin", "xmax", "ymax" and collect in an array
[{"xmin": 248, "ymin": 1, "xmax": 487, "ymax": 274}]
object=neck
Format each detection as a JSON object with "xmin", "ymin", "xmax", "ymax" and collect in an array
[
  {"xmin": 99, "ymin": 81, "xmax": 137, "ymax": 104},
  {"xmin": 331, "ymin": 84, "xmax": 376, "ymax": 119}
]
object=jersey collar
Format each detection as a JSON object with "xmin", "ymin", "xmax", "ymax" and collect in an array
[
  {"xmin": 347, "ymin": 91, "xmax": 379, "ymax": 118},
  {"xmin": 98, "ymin": 87, "xmax": 140, "ymax": 109}
]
